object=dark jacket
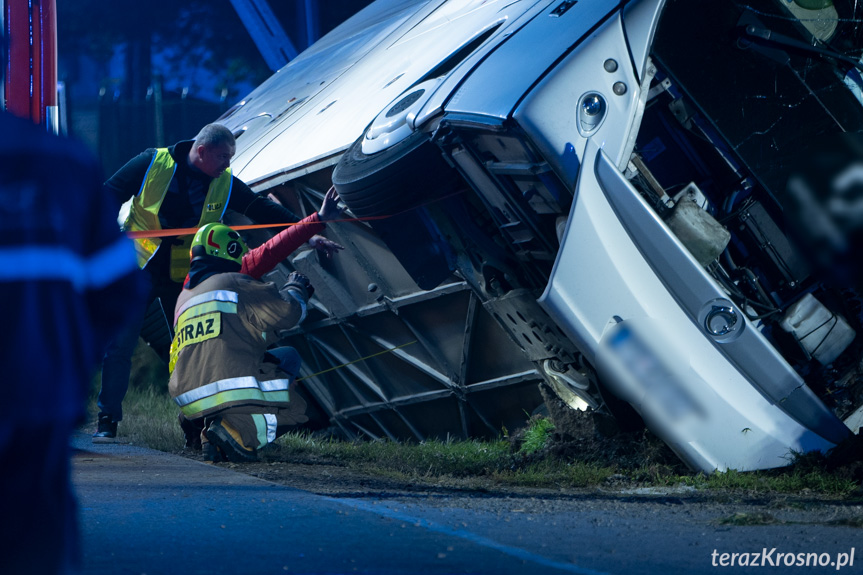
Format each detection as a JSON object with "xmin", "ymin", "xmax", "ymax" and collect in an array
[
  {"xmin": 0, "ymin": 111, "xmax": 144, "ymax": 424},
  {"xmin": 105, "ymin": 140, "xmax": 301, "ymax": 279}
]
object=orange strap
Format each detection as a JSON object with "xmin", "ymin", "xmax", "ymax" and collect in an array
[
  {"xmin": 126, "ymin": 219, "xmax": 331, "ymax": 239},
  {"xmin": 125, "ymin": 189, "xmax": 465, "ymax": 240}
]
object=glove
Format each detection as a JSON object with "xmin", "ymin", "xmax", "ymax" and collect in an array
[
  {"xmin": 283, "ymin": 271, "xmax": 314, "ymax": 302},
  {"xmin": 317, "ymin": 185, "xmax": 345, "ymax": 222}
]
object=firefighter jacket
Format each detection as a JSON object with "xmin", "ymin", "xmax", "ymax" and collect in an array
[
  {"xmin": 180, "ymin": 212, "xmax": 325, "ymax": 289},
  {"xmin": 240, "ymin": 212, "xmax": 324, "ymax": 280},
  {"xmin": 124, "ymin": 148, "xmax": 232, "ymax": 281},
  {"xmin": 168, "ymin": 272, "xmax": 308, "ymax": 424}
]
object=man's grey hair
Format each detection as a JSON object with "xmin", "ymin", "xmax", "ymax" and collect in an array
[{"xmin": 193, "ymin": 123, "xmax": 236, "ymax": 148}]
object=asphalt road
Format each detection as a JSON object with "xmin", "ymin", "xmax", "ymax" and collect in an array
[{"xmin": 72, "ymin": 434, "xmax": 863, "ymax": 574}]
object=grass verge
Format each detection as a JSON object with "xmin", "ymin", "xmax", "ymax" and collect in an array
[{"xmin": 86, "ymin": 347, "xmax": 863, "ymax": 497}]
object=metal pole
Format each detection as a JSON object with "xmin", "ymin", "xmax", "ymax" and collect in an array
[
  {"xmin": 304, "ymin": 0, "xmax": 318, "ymax": 47},
  {"xmin": 39, "ymin": 0, "xmax": 59, "ymax": 133},
  {"xmin": 153, "ymin": 75, "xmax": 163, "ymax": 147},
  {"xmin": 229, "ymin": 0, "xmax": 297, "ymax": 71},
  {"xmin": 1, "ymin": 0, "xmax": 5, "ymax": 111},
  {"xmin": 5, "ymin": 0, "xmax": 31, "ymax": 119},
  {"xmin": 3, "ymin": 0, "xmax": 57, "ymax": 131}
]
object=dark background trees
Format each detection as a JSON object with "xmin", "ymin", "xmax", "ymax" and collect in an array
[{"xmin": 56, "ymin": 0, "xmax": 372, "ymax": 175}]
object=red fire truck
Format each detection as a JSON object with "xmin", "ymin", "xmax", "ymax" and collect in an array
[{"xmin": 2, "ymin": 0, "xmax": 58, "ymax": 131}]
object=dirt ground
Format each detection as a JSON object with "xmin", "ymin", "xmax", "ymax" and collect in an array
[
  {"xmin": 164, "ymin": 395, "xmax": 683, "ymax": 499},
  {"xmin": 167, "ymin": 400, "xmax": 863, "ymax": 515},
  {"xmin": 193, "ymin": 452, "xmax": 521, "ymax": 498},
  {"xmin": 108, "ymin": 360, "xmax": 863, "ymax": 512},
  {"xmin": 160, "ymin": 442, "xmax": 863, "ymax": 534}
]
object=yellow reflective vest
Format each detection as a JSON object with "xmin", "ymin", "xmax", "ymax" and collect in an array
[{"xmin": 123, "ymin": 148, "xmax": 233, "ymax": 282}]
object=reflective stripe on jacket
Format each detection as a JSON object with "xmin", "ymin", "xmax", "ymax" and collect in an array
[
  {"xmin": 123, "ymin": 148, "xmax": 233, "ymax": 280},
  {"xmin": 169, "ymin": 289, "xmax": 238, "ymax": 372},
  {"xmin": 168, "ymin": 272, "xmax": 306, "ymax": 420},
  {"xmin": 174, "ymin": 376, "xmax": 292, "ymax": 418}
]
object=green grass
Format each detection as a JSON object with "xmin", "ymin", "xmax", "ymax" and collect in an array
[
  {"xmin": 86, "ymin": 383, "xmax": 183, "ymax": 452},
  {"xmin": 518, "ymin": 416, "xmax": 555, "ymax": 455},
  {"xmin": 85, "ymin": 341, "xmax": 182, "ymax": 452},
  {"xmin": 276, "ymin": 433, "xmax": 511, "ymax": 474},
  {"xmin": 679, "ymin": 468, "xmax": 860, "ymax": 494},
  {"xmin": 117, "ymin": 385, "xmax": 184, "ymax": 452},
  {"xmin": 86, "ymin": 346, "xmax": 862, "ymax": 497},
  {"xmin": 267, "ymin": 431, "xmax": 617, "ymax": 489}
]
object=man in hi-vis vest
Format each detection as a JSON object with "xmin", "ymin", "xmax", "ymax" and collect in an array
[{"xmin": 93, "ymin": 123, "xmax": 343, "ymax": 442}]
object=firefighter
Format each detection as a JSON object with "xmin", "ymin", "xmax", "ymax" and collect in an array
[
  {"xmin": 94, "ymin": 123, "xmax": 344, "ymax": 441},
  {"xmin": 169, "ymin": 185, "xmax": 341, "ymax": 461},
  {"xmin": 173, "ymin": 185, "xmax": 343, "ymax": 453}
]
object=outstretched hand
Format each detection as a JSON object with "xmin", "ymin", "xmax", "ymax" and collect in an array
[
  {"xmin": 318, "ymin": 186, "xmax": 345, "ymax": 222},
  {"xmin": 310, "ymin": 186, "xmax": 346, "ymax": 257},
  {"xmin": 308, "ymin": 235, "xmax": 344, "ymax": 257}
]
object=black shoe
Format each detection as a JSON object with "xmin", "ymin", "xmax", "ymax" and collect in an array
[
  {"xmin": 201, "ymin": 441, "xmax": 225, "ymax": 462},
  {"xmin": 205, "ymin": 418, "xmax": 257, "ymax": 462},
  {"xmin": 92, "ymin": 415, "xmax": 118, "ymax": 443},
  {"xmin": 178, "ymin": 413, "xmax": 203, "ymax": 451}
]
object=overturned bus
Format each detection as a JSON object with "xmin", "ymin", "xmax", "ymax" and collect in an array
[{"xmin": 214, "ymin": 0, "xmax": 863, "ymax": 473}]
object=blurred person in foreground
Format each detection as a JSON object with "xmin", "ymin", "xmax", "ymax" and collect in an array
[
  {"xmin": 0, "ymin": 109, "xmax": 144, "ymax": 573},
  {"xmin": 93, "ymin": 123, "xmax": 343, "ymax": 442},
  {"xmin": 169, "ymin": 187, "xmax": 343, "ymax": 461}
]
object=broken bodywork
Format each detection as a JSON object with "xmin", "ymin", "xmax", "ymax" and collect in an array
[{"xmin": 218, "ymin": 0, "xmax": 863, "ymax": 472}]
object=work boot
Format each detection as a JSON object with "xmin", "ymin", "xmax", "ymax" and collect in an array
[
  {"xmin": 201, "ymin": 439, "xmax": 225, "ymax": 463},
  {"xmin": 201, "ymin": 428, "xmax": 225, "ymax": 462},
  {"xmin": 205, "ymin": 418, "xmax": 257, "ymax": 462},
  {"xmin": 92, "ymin": 415, "xmax": 118, "ymax": 443}
]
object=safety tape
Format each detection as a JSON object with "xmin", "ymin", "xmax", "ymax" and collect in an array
[
  {"xmin": 126, "ymin": 216, "xmax": 372, "ymax": 239},
  {"xmin": 295, "ymin": 340, "xmax": 417, "ymax": 382},
  {"xmin": 129, "ymin": 191, "xmax": 451, "ymax": 379},
  {"xmin": 125, "ymin": 189, "xmax": 466, "ymax": 240}
]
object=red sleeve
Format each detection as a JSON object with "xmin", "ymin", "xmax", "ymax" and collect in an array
[{"xmin": 240, "ymin": 212, "xmax": 325, "ymax": 279}]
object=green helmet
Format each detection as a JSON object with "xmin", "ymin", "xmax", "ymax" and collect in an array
[{"xmin": 190, "ymin": 223, "xmax": 248, "ymax": 266}]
